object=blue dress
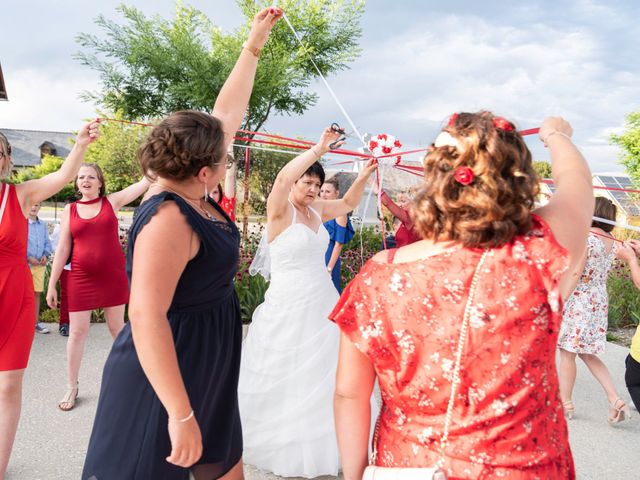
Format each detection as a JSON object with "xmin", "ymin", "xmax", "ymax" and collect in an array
[
  {"xmin": 83, "ymin": 192, "xmax": 242, "ymax": 480},
  {"xmin": 323, "ymin": 217, "xmax": 355, "ymax": 293}
]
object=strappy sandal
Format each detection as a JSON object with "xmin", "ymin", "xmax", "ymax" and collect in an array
[
  {"xmin": 608, "ymin": 398, "xmax": 630, "ymax": 424},
  {"xmin": 58, "ymin": 384, "xmax": 78, "ymax": 411},
  {"xmin": 563, "ymin": 400, "xmax": 575, "ymax": 420}
]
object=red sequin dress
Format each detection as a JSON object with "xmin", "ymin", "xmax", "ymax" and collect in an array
[
  {"xmin": 330, "ymin": 215, "xmax": 575, "ymax": 479},
  {"xmin": 0, "ymin": 184, "xmax": 36, "ymax": 370},
  {"xmin": 67, "ymin": 198, "xmax": 129, "ymax": 312}
]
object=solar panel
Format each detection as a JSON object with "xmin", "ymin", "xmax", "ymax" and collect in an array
[{"xmin": 597, "ymin": 175, "xmax": 640, "ymax": 216}]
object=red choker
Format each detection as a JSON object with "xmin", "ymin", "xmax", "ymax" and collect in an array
[{"xmin": 76, "ymin": 197, "xmax": 103, "ymax": 205}]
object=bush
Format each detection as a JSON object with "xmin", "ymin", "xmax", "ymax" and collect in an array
[
  {"xmin": 341, "ymin": 226, "xmax": 384, "ymax": 287},
  {"xmin": 608, "ymin": 259, "xmax": 640, "ymax": 329},
  {"xmin": 235, "ymin": 224, "xmax": 268, "ymax": 324}
]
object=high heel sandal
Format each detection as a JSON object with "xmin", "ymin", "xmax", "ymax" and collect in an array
[
  {"xmin": 58, "ymin": 384, "xmax": 79, "ymax": 411},
  {"xmin": 608, "ymin": 398, "xmax": 630, "ymax": 424},
  {"xmin": 563, "ymin": 400, "xmax": 575, "ymax": 420}
]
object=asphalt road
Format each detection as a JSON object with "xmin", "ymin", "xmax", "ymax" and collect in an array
[{"xmin": 7, "ymin": 324, "xmax": 638, "ymax": 480}]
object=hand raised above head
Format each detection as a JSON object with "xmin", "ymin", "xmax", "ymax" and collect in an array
[
  {"xmin": 358, "ymin": 159, "xmax": 378, "ymax": 179},
  {"xmin": 539, "ymin": 117, "xmax": 573, "ymax": 146},
  {"xmin": 247, "ymin": 7, "xmax": 283, "ymax": 51},
  {"xmin": 315, "ymin": 126, "xmax": 346, "ymax": 155},
  {"xmin": 76, "ymin": 119, "xmax": 101, "ymax": 147}
]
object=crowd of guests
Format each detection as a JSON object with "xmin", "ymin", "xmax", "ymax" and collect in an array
[{"xmin": 2, "ymin": 6, "xmax": 640, "ymax": 480}]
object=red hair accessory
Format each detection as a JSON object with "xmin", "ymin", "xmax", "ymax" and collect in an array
[
  {"xmin": 448, "ymin": 113, "xmax": 459, "ymax": 127},
  {"xmin": 493, "ymin": 117, "xmax": 514, "ymax": 132},
  {"xmin": 454, "ymin": 166, "xmax": 474, "ymax": 185}
]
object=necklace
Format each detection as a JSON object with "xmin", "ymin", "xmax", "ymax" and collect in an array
[
  {"xmin": 153, "ymin": 182, "xmax": 216, "ymax": 221},
  {"xmin": 290, "ymin": 200, "xmax": 311, "ymax": 219}
]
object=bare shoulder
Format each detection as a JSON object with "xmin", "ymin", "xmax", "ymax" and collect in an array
[{"xmin": 371, "ymin": 250, "xmax": 388, "ymax": 263}]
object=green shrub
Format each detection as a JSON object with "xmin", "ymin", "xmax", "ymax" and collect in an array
[
  {"xmin": 39, "ymin": 307, "xmax": 59, "ymax": 323},
  {"xmin": 608, "ymin": 259, "xmax": 640, "ymax": 329},
  {"xmin": 341, "ymin": 226, "xmax": 384, "ymax": 287}
]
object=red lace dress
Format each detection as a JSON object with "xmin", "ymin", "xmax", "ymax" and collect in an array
[
  {"xmin": 330, "ymin": 216, "xmax": 575, "ymax": 480},
  {"xmin": 0, "ymin": 184, "xmax": 36, "ymax": 370}
]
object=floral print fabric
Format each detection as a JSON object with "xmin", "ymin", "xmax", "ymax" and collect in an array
[
  {"xmin": 558, "ymin": 233, "xmax": 616, "ymax": 355},
  {"xmin": 330, "ymin": 215, "xmax": 575, "ymax": 479}
]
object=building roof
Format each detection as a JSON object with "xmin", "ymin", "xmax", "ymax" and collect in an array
[{"xmin": 0, "ymin": 128, "xmax": 74, "ymax": 167}]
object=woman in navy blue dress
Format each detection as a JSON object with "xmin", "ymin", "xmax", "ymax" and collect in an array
[
  {"xmin": 320, "ymin": 177, "xmax": 355, "ymax": 292},
  {"xmin": 82, "ymin": 9, "xmax": 282, "ymax": 480}
]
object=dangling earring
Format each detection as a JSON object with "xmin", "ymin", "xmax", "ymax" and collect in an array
[{"xmin": 204, "ymin": 182, "xmax": 209, "ymax": 200}]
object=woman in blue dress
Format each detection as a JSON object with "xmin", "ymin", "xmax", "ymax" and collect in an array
[
  {"xmin": 82, "ymin": 9, "xmax": 281, "ymax": 480},
  {"xmin": 320, "ymin": 177, "xmax": 355, "ymax": 292}
]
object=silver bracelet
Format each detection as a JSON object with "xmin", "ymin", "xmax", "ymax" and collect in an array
[
  {"xmin": 173, "ymin": 410, "xmax": 194, "ymax": 423},
  {"xmin": 542, "ymin": 130, "xmax": 572, "ymax": 145}
]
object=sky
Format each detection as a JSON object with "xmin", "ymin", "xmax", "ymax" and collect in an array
[{"xmin": 1, "ymin": 0, "xmax": 639, "ymax": 173}]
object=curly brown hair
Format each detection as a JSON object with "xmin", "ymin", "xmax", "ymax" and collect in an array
[
  {"xmin": 138, "ymin": 110, "xmax": 226, "ymax": 181},
  {"xmin": 413, "ymin": 111, "xmax": 540, "ymax": 248}
]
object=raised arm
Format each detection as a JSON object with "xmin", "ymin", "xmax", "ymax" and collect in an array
[
  {"xmin": 317, "ymin": 159, "xmax": 378, "ymax": 222},
  {"xmin": 128, "ymin": 201, "xmax": 202, "ymax": 468},
  {"xmin": 534, "ymin": 117, "xmax": 594, "ymax": 281},
  {"xmin": 223, "ymin": 159, "xmax": 236, "ymax": 199},
  {"xmin": 212, "ymin": 8, "xmax": 282, "ymax": 150},
  {"xmin": 267, "ymin": 127, "xmax": 343, "ymax": 226},
  {"xmin": 370, "ymin": 181, "xmax": 411, "ymax": 224},
  {"xmin": 107, "ymin": 177, "xmax": 151, "ymax": 212},
  {"xmin": 46, "ymin": 207, "xmax": 72, "ymax": 309},
  {"xmin": 16, "ymin": 121, "xmax": 100, "ymax": 214}
]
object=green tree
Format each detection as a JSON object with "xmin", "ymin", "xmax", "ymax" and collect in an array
[
  {"xmin": 9, "ymin": 155, "xmax": 75, "ymax": 202},
  {"xmin": 83, "ymin": 116, "xmax": 148, "ymax": 197},
  {"xmin": 611, "ymin": 110, "xmax": 640, "ymax": 184},
  {"xmin": 75, "ymin": 0, "xmax": 365, "ymax": 135},
  {"xmin": 533, "ymin": 160, "xmax": 552, "ymax": 179}
]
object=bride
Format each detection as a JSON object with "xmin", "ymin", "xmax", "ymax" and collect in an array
[{"xmin": 238, "ymin": 126, "xmax": 377, "ymax": 477}]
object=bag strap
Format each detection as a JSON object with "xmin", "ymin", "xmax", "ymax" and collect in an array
[
  {"xmin": 369, "ymin": 250, "xmax": 489, "ymax": 466},
  {"xmin": 0, "ymin": 183, "xmax": 10, "ymax": 225}
]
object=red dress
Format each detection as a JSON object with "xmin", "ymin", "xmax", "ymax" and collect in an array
[
  {"xmin": 380, "ymin": 191, "xmax": 420, "ymax": 247},
  {"xmin": 219, "ymin": 194, "xmax": 236, "ymax": 222},
  {"xmin": 330, "ymin": 215, "xmax": 575, "ymax": 479},
  {"xmin": 67, "ymin": 198, "xmax": 129, "ymax": 312},
  {"xmin": 0, "ymin": 184, "xmax": 36, "ymax": 370}
]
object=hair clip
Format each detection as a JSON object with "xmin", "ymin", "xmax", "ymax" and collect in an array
[
  {"xmin": 454, "ymin": 166, "xmax": 474, "ymax": 185},
  {"xmin": 447, "ymin": 113, "xmax": 459, "ymax": 127},
  {"xmin": 493, "ymin": 117, "xmax": 514, "ymax": 132}
]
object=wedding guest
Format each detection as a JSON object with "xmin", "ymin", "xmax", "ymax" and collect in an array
[{"xmin": 27, "ymin": 202, "xmax": 52, "ymax": 334}]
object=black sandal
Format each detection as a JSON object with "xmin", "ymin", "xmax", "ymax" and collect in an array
[{"xmin": 59, "ymin": 324, "xmax": 69, "ymax": 337}]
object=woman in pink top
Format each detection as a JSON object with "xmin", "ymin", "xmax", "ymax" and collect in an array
[{"xmin": 331, "ymin": 113, "xmax": 594, "ymax": 480}]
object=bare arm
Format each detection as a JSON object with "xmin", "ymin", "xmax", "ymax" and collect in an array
[
  {"xmin": 16, "ymin": 121, "xmax": 100, "ymax": 214},
  {"xmin": 317, "ymin": 160, "xmax": 378, "ymax": 222},
  {"xmin": 212, "ymin": 8, "xmax": 281, "ymax": 150},
  {"xmin": 223, "ymin": 161, "xmax": 236, "ymax": 199},
  {"xmin": 267, "ymin": 127, "xmax": 344, "ymax": 237},
  {"xmin": 335, "ymin": 333, "xmax": 376, "ymax": 480},
  {"xmin": 559, "ymin": 244, "xmax": 588, "ymax": 300},
  {"xmin": 46, "ymin": 207, "xmax": 72, "ymax": 309},
  {"xmin": 327, "ymin": 216, "xmax": 348, "ymax": 271},
  {"xmin": 128, "ymin": 201, "xmax": 202, "ymax": 468},
  {"xmin": 107, "ymin": 177, "xmax": 151, "ymax": 212},
  {"xmin": 533, "ymin": 117, "xmax": 594, "ymax": 284}
]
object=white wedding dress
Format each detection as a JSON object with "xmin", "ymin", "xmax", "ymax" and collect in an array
[{"xmin": 238, "ymin": 203, "xmax": 343, "ymax": 477}]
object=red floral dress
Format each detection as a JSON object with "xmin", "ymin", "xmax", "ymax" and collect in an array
[
  {"xmin": 219, "ymin": 194, "xmax": 236, "ymax": 222},
  {"xmin": 330, "ymin": 215, "xmax": 575, "ymax": 479}
]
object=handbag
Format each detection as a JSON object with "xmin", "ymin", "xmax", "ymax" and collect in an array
[
  {"xmin": 362, "ymin": 251, "xmax": 489, "ymax": 480},
  {"xmin": 0, "ymin": 183, "xmax": 10, "ymax": 224}
]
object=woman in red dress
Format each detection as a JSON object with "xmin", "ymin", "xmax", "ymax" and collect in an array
[
  {"xmin": 0, "ymin": 123, "xmax": 99, "ymax": 477},
  {"xmin": 371, "ymin": 182, "xmax": 420, "ymax": 247},
  {"xmin": 211, "ymin": 150, "xmax": 237, "ymax": 221},
  {"xmin": 331, "ymin": 113, "xmax": 594, "ymax": 480},
  {"xmin": 46, "ymin": 163, "xmax": 149, "ymax": 411}
]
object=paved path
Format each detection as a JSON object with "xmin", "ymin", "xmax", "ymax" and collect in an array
[{"xmin": 8, "ymin": 324, "xmax": 638, "ymax": 479}]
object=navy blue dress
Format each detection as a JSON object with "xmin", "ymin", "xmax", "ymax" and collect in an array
[
  {"xmin": 83, "ymin": 192, "xmax": 242, "ymax": 480},
  {"xmin": 323, "ymin": 217, "xmax": 355, "ymax": 293}
]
